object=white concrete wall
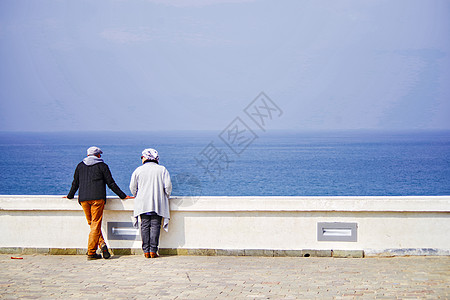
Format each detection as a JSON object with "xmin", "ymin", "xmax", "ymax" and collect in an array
[{"xmin": 1, "ymin": 195, "xmax": 449, "ymax": 256}]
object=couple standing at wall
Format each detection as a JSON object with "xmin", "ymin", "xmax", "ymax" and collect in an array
[{"xmin": 65, "ymin": 146, "xmax": 172, "ymax": 260}]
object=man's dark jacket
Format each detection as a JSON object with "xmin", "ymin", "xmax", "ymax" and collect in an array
[{"xmin": 67, "ymin": 159, "xmax": 127, "ymax": 203}]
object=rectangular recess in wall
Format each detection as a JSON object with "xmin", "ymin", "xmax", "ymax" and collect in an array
[
  {"xmin": 107, "ymin": 222, "xmax": 140, "ymax": 240},
  {"xmin": 317, "ymin": 222, "xmax": 357, "ymax": 242}
]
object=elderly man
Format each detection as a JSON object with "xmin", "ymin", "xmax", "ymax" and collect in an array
[
  {"xmin": 130, "ymin": 148, "xmax": 172, "ymax": 258},
  {"xmin": 66, "ymin": 146, "xmax": 131, "ymax": 260}
]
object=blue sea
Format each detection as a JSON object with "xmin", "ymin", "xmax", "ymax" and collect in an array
[{"xmin": 0, "ymin": 130, "xmax": 449, "ymax": 197}]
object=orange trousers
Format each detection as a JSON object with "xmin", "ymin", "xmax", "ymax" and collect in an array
[{"xmin": 81, "ymin": 199, "xmax": 106, "ymax": 255}]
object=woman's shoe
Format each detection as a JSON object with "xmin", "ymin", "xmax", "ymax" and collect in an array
[
  {"xmin": 150, "ymin": 252, "xmax": 159, "ymax": 258},
  {"xmin": 144, "ymin": 253, "xmax": 151, "ymax": 258}
]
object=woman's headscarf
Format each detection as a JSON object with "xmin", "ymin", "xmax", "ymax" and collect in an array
[{"xmin": 141, "ymin": 148, "xmax": 159, "ymax": 162}]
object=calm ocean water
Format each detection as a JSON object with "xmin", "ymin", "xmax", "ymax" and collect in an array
[{"xmin": 0, "ymin": 130, "xmax": 449, "ymax": 197}]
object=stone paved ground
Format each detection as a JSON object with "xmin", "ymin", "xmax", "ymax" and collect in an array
[{"xmin": 0, "ymin": 254, "xmax": 449, "ymax": 299}]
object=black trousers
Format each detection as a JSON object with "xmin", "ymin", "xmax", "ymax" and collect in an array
[{"xmin": 140, "ymin": 214, "xmax": 162, "ymax": 253}]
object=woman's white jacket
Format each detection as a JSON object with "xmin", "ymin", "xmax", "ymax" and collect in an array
[{"xmin": 130, "ymin": 162, "xmax": 172, "ymax": 231}]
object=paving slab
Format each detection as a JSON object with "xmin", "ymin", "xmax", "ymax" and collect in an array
[{"xmin": 0, "ymin": 255, "xmax": 449, "ymax": 299}]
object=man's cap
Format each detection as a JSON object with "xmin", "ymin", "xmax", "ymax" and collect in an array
[{"xmin": 87, "ymin": 146, "xmax": 103, "ymax": 156}]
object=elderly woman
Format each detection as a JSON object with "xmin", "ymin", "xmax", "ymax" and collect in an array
[{"xmin": 130, "ymin": 148, "xmax": 172, "ymax": 258}]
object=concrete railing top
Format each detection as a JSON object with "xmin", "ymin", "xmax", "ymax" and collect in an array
[{"xmin": 1, "ymin": 195, "xmax": 449, "ymax": 212}]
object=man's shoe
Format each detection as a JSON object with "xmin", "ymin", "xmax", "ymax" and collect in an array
[
  {"xmin": 150, "ymin": 252, "xmax": 159, "ymax": 258},
  {"xmin": 101, "ymin": 244, "xmax": 111, "ymax": 259},
  {"xmin": 87, "ymin": 254, "xmax": 102, "ymax": 260}
]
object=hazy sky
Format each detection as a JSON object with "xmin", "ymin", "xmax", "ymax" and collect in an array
[{"xmin": 1, "ymin": 0, "xmax": 449, "ymax": 132}]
